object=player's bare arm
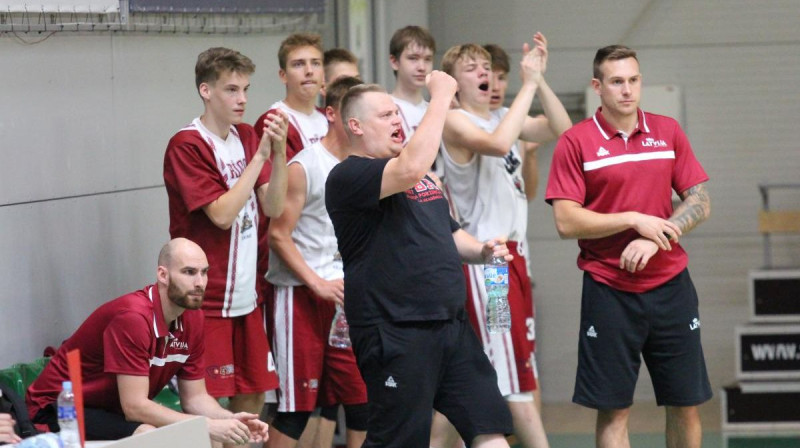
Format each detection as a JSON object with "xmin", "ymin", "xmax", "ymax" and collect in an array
[
  {"xmin": 452, "ymin": 229, "xmax": 512, "ymax": 265},
  {"xmin": 381, "ymin": 71, "xmax": 457, "ymax": 198},
  {"xmin": 257, "ymin": 110, "xmax": 290, "ymax": 218},
  {"xmin": 268, "ymin": 163, "xmax": 344, "ymax": 305},
  {"xmin": 202, "ymin": 154, "xmax": 271, "ymax": 230},
  {"xmin": 519, "ymin": 84, "xmax": 572, "ymax": 144},
  {"xmin": 202, "ymin": 112, "xmax": 287, "ymax": 228},
  {"xmin": 519, "ymin": 33, "xmax": 572, "ymax": 144},
  {"xmin": 670, "ymin": 183, "xmax": 711, "ymax": 234},
  {"xmin": 521, "ymin": 141, "xmax": 540, "ymax": 200}
]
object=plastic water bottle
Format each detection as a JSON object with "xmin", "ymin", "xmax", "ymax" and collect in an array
[
  {"xmin": 484, "ymin": 256, "xmax": 511, "ymax": 333},
  {"xmin": 328, "ymin": 304, "xmax": 351, "ymax": 348},
  {"xmin": 13, "ymin": 433, "xmax": 64, "ymax": 447},
  {"xmin": 57, "ymin": 381, "xmax": 80, "ymax": 448}
]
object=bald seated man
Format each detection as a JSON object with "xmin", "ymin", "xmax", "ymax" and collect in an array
[{"xmin": 26, "ymin": 238, "xmax": 269, "ymax": 445}]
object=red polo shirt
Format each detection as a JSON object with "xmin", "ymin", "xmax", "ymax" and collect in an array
[
  {"xmin": 546, "ymin": 108, "xmax": 708, "ymax": 293},
  {"xmin": 27, "ymin": 285, "xmax": 205, "ymax": 417}
]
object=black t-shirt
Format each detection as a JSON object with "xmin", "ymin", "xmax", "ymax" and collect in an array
[{"xmin": 325, "ymin": 156, "xmax": 466, "ymax": 326}]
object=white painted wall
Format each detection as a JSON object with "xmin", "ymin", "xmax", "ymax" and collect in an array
[
  {"xmin": 0, "ymin": 32, "xmax": 287, "ymax": 365},
  {"xmin": 430, "ymin": 0, "xmax": 800, "ymax": 405}
]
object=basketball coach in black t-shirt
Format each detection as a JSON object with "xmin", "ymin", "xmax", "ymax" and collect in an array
[{"xmin": 325, "ymin": 72, "xmax": 514, "ymax": 448}]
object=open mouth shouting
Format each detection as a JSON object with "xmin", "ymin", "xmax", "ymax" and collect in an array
[
  {"xmin": 391, "ymin": 127, "xmax": 404, "ymax": 143},
  {"xmin": 478, "ymin": 82, "xmax": 490, "ymax": 92}
]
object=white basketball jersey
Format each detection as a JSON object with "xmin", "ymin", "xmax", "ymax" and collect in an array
[
  {"xmin": 266, "ymin": 141, "xmax": 343, "ymax": 286},
  {"xmin": 270, "ymin": 100, "xmax": 328, "ymax": 149},
  {"xmin": 441, "ymin": 108, "xmax": 528, "ymax": 241}
]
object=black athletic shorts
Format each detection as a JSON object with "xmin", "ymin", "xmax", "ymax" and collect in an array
[
  {"xmin": 573, "ymin": 269, "xmax": 713, "ymax": 409},
  {"xmin": 350, "ymin": 314, "xmax": 513, "ymax": 448},
  {"xmin": 35, "ymin": 404, "xmax": 141, "ymax": 440}
]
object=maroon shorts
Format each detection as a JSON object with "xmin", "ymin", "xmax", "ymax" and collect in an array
[
  {"xmin": 272, "ymin": 285, "xmax": 367, "ymax": 412},
  {"xmin": 203, "ymin": 307, "xmax": 279, "ymax": 398}
]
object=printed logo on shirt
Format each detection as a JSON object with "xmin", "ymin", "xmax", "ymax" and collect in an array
[
  {"xmin": 504, "ymin": 149, "xmax": 521, "ymax": 175},
  {"xmin": 242, "ymin": 213, "xmax": 253, "ymax": 232},
  {"xmin": 502, "ymin": 149, "xmax": 525, "ymax": 196},
  {"xmin": 385, "ymin": 376, "xmax": 398, "ymax": 388},
  {"xmin": 642, "ymin": 137, "xmax": 668, "ymax": 148},
  {"xmin": 168, "ymin": 339, "xmax": 189, "ymax": 351},
  {"xmin": 596, "ymin": 147, "xmax": 610, "ymax": 157},
  {"xmin": 206, "ymin": 363, "xmax": 235, "ymax": 379},
  {"xmin": 222, "ymin": 158, "xmax": 247, "ymax": 184},
  {"xmin": 405, "ymin": 178, "xmax": 443, "ymax": 203},
  {"xmin": 689, "ymin": 318, "xmax": 701, "ymax": 331},
  {"xmin": 305, "ymin": 379, "xmax": 319, "ymax": 390},
  {"xmin": 586, "ymin": 326, "xmax": 598, "ymax": 338}
]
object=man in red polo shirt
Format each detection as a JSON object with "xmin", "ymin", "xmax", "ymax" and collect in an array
[
  {"xmin": 546, "ymin": 45, "xmax": 712, "ymax": 448},
  {"xmin": 26, "ymin": 239, "xmax": 269, "ymax": 445}
]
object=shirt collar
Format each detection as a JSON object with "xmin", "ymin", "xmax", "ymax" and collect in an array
[
  {"xmin": 148, "ymin": 285, "xmax": 181, "ymax": 338},
  {"xmin": 592, "ymin": 107, "xmax": 649, "ymax": 140}
]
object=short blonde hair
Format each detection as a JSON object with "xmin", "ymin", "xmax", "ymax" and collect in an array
[
  {"xmin": 440, "ymin": 44, "xmax": 491, "ymax": 77},
  {"xmin": 278, "ymin": 33, "xmax": 323, "ymax": 70}
]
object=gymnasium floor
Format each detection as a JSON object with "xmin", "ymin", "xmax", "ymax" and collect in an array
[
  {"xmin": 321, "ymin": 396, "xmax": 800, "ymax": 447},
  {"xmin": 538, "ymin": 398, "xmax": 800, "ymax": 447}
]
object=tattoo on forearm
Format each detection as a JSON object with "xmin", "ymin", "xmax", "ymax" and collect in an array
[
  {"xmin": 669, "ymin": 184, "xmax": 711, "ymax": 234},
  {"xmin": 670, "ymin": 183, "xmax": 710, "ymax": 233}
]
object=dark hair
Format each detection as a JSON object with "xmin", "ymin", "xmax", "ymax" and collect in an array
[
  {"xmin": 593, "ymin": 45, "xmax": 638, "ymax": 80},
  {"xmin": 195, "ymin": 47, "xmax": 255, "ymax": 89},
  {"xmin": 483, "ymin": 44, "xmax": 510, "ymax": 74},
  {"xmin": 324, "ymin": 48, "xmax": 358, "ymax": 67},
  {"xmin": 389, "ymin": 25, "xmax": 436, "ymax": 59},
  {"xmin": 325, "ymin": 76, "xmax": 364, "ymax": 110},
  {"xmin": 278, "ymin": 33, "xmax": 323, "ymax": 70}
]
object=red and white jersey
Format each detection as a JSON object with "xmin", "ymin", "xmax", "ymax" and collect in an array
[
  {"xmin": 442, "ymin": 108, "xmax": 528, "ymax": 241},
  {"xmin": 27, "ymin": 285, "xmax": 205, "ymax": 417},
  {"xmin": 545, "ymin": 108, "xmax": 709, "ymax": 293},
  {"xmin": 267, "ymin": 141, "xmax": 343, "ymax": 286},
  {"xmin": 164, "ymin": 118, "xmax": 269, "ymax": 317},
  {"xmin": 256, "ymin": 101, "xmax": 328, "ymax": 159}
]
